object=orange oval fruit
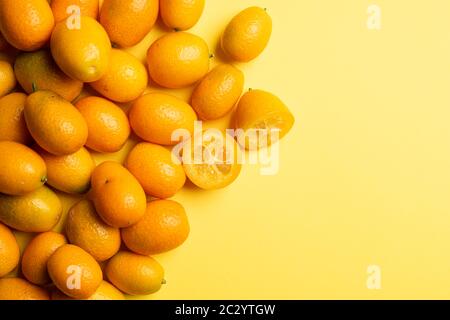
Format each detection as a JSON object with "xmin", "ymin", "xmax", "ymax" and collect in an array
[
  {"xmin": 51, "ymin": 16, "xmax": 111, "ymax": 82},
  {"xmin": 37, "ymin": 146, "xmax": 95, "ymax": 194},
  {"xmin": 75, "ymin": 96, "xmax": 130, "ymax": 153},
  {"xmin": 129, "ymin": 93, "xmax": 197, "ymax": 146},
  {"xmin": 66, "ymin": 200, "xmax": 121, "ymax": 262},
  {"xmin": 47, "ymin": 244, "xmax": 103, "ymax": 299},
  {"xmin": 21, "ymin": 231, "xmax": 67, "ymax": 285},
  {"xmin": 51, "ymin": 280, "xmax": 125, "ymax": 300},
  {"xmin": 160, "ymin": 0, "xmax": 205, "ymax": 31},
  {"xmin": 0, "ymin": 60, "xmax": 16, "ymax": 98},
  {"xmin": 191, "ymin": 64, "xmax": 244, "ymax": 120},
  {"xmin": 24, "ymin": 90, "xmax": 88, "ymax": 156},
  {"xmin": 182, "ymin": 130, "xmax": 242, "ymax": 189},
  {"xmin": 87, "ymin": 281, "xmax": 124, "ymax": 300},
  {"xmin": 90, "ymin": 161, "xmax": 146, "ymax": 228},
  {"xmin": 221, "ymin": 7, "xmax": 272, "ymax": 62},
  {"xmin": 51, "ymin": 0, "xmax": 99, "ymax": 23},
  {"xmin": 234, "ymin": 89, "xmax": 295, "ymax": 149},
  {"xmin": 0, "ymin": 186, "xmax": 62, "ymax": 232},
  {"xmin": 0, "ymin": 93, "xmax": 32, "ymax": 144},
  {"xmin": 105, "ymin": 251, "xmax": 164, "ymax": 295},
  {"xmin": 147, "ymin": 32, "xmax": 210, "ymax": 88},
  {"xmin": 0, "ymin": 0, "xmax": 54, "ymax": 51},
  {"xmin": 0, "ymin": 141, "xmax": 46, "ymax": 195},
  {"xmin": 0, "ymin": 278, "xmax": 49, "ymax": 300},
  {"xmin": 14, "ymin": 50, "xmax": 83, "ymax": 102},
  {"xmin": 0, "ymin": 223, "xmax": 20, "ymax": 277},
  {"xmin": 122, "ymin": 200, "xmax": 189, "ymax": 255},
  {"xmin": 125, "ymin": 143, "xmax": 186, "ymax": 198},
  {"xmin": 100, "ymin": 0, "xmax": 159, "ymax": 48},
  {"xmin": 90, "ymin": 49, "xmax": 148, "ymax": 103}
]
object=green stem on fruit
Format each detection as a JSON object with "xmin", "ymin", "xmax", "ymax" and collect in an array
[
  {"xmin": 161, "ymin": 279, "xmax": 167, "ymax": 285},
  {"xmin": 174, "ymin": 28, "xmax": 180, "ymax": 32},
  {"xmin": 32, "ymin": 82, "xmax": 38, "ymax": 93},
  {"xmin": 41, "ymin": 176, "xmax": 47, "ymax": 184}
]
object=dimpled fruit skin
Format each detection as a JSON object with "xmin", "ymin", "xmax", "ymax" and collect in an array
[
  {"xmin": 122, "ymin": 200, "xmax": 190, "ymax": 255},
  {"xmin": 51, "ymin": 16, "xmax": 111, "ymax": 82},
  {"xmin": 75, "ymin": 96, "xmax": 130, "ymax": 153},
  {"xmin": 0, "ymin": 223, "xmax": 20, "ymax": 278},
  {"xmin": 0, "ymin": 278, "xmax": 49, "ymax": 300},
  {"xmin": 234, "ymin": 89, "xmax": 295, "ymax": 146},
  {"xmin": 0, "ymin": 93, "xmax": 32, "ymax": 144},
  {"xmin": 106, "ymin": 251, "xmax": 164, "ymax": 295},
  {"xmin": 47, "ymin": 244, "xmax": 103, "ymax": 299},
  {"xmin": 90, "ymin": 49, "xmax": 148, "ymax": 103},
  {"xmin": 0, "ymin": 60, "xmax": 16, "ymax": 98},
  {"xmin": 100, "ymin": 0, "xmax": 158, "ymax": 48},
  {"xmin": 160, "ymin": 0, "xmax": 205, "ymax": 31},
  {"xmin": 0, "ymin": 141, "xmax": 46, "ymax": 196},
  {"xmin": 51, "ymin": 280, "xmax": 125, "ymax": 300},
  {"xmin": 51, "ymin": 0, "xmax": 99, "ymax": 23},
  {"xmin": 191, "ymin": 64, "xmax": 244, "ymax": 120},
  {"xmin": 21, "ymin": 232, "xmax": 67, "ymax": 285},
  {"xmin": 66, "ymin": 200, "xmax": 121, "ymax": 262},
  {"xmin": 14, "ymin": 50, "xmax": 83, "ymax": 101},
  {"xmin": 90, "ymin": 161, "xmax": 146, "ymax": 228},
  {"xmin": 221, "ymin": 7, "xmax": 272, "ymax": 62},
  {"xmin": 0, "ymin": 186, "xmax": 62, "ymax": 233},
  {"xmin": 0, "ymin": 0, "xmax": 54, "ymax": 51},
  {"xmin": 37, "ymin": 146, "xmax": 95, "ymax": 194},
  {"xmin": 125, "ymin": 143, "xmax": 186, "ymax": 198},
  {"xmin": 129, "ymin": 93, "xmax": 197, "ymax": 146},
  {"xmin": 147, "ymin": 32, "xmax": 210, "ymax": 88},
  {"xmin": 24, "ymin": 90, "xmax": 88, "ymax": 156}
]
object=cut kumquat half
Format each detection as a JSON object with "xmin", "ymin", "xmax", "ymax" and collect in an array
[
  {"xmin": 234, "ymin": 89, "xmax": 295, "ymax": 150},
  {"xmin": 182, "ymin": 130, "xmax": 242, "ymax": 190}
]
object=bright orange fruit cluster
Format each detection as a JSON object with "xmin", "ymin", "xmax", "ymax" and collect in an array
[{"xmin": 0, "ymin": 0, "xmax": 295, "ymax": 300}]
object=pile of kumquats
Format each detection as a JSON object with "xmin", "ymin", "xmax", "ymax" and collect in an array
[{"xmin": 0, "ymin": 0, "xmax": 294, "ymax": 300}]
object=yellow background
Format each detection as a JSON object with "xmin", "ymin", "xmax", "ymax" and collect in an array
[{"xmin": 11, "ymin": 0, "xmax": 450, "ymax": 299}]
